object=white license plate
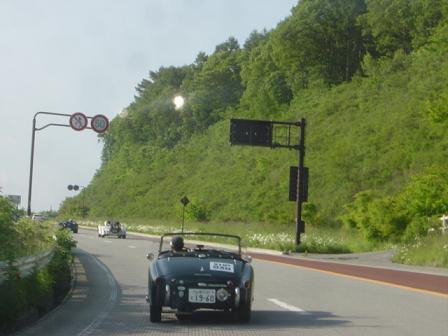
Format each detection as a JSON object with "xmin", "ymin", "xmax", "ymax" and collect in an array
[{"xmin": 188, "ymin": 288, "xmax": 216, "ymax": 303}]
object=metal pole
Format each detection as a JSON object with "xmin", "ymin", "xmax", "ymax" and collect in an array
[
  {"xmin": 82, "ymin": 191, "xmax": 86, "ymax": 218},
  {"xmin": 27, "ymin": 117, "xmax": 36, "ymax": 216},
  {"xmin": 25, "ymin": 111, "xmax": 102, "ymax": 217},
  {"xmin": 181, "ymin": 204, "xmax": 185, "ymax": 233},
  {"xmin": 295, "ymin": 118, "xmax": 306, "ymax": 245}
]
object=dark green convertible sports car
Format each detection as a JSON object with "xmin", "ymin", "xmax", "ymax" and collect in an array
[{"xmin": 146, "ymin": 232, "xmax": 254, "ymax": 322}]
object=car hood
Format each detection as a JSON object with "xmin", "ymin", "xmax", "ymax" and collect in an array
[{"xmin": 155, "ymin": 256, "xmax": 246, "ymax": 280}]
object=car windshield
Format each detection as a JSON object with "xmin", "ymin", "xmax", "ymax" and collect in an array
[{"xmin": 159, "ymin": 233, "xmax": 241, "ymax": 257}]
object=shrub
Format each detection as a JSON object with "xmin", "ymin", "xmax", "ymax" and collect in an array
[
  {"xmin": 0, "ymin": 224, "xmax": 76, "ymax": 332},
  {"xmin": 341, "ymin": 165, "xmax": 448, "ymax": 243}
]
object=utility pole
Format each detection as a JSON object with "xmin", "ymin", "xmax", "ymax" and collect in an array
[{"xmin": 295, "ymin": 118, "xmax": 306, "ymax": 245}]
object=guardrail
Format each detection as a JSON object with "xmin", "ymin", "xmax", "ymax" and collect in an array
[{"xmin": 0, "ymin": 250, "xmax": 54, "ymax": 284}]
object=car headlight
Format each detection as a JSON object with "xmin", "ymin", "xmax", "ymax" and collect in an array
[
  {"xmin": 216, "ymin": 288, "xmax": 230, "ymax": 302},
  {"xmin": 164, "ymin": 284, "xmax": 171, "ymax": 305}
]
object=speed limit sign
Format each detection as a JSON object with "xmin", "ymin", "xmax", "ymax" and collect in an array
[{"xmin": 91, "ymin": 114, "xmax": 109, "ymax": 133}]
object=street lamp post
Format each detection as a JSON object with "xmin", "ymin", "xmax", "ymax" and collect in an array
[
  {"xmin": 27, "ymin": 112, "xmax": 71, "ymax": 216},
  {"xmin": 27, "ymin": 111, "xmax": 108, "ymax": 216}
]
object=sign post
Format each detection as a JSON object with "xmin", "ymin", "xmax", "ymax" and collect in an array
[
  {"xmin": 6, "ymin": 195, "xmax": 21, "ymax": 209},
  {"xmin": 27, "ymin": 112, "xmax": 109, "ymax": 216},
  {"xmin": 180, "ymin": 196, "xmax": 190, "ymax": 233},
  {"xmin": 230, "ymin": 118, "xmax": 307, "ymax": 245}
]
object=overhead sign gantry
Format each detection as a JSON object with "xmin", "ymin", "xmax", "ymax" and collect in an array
[
  {"xmin": 27, "ymin": 112, "xmax": 109, "ymax": 216},
  {"xmin": 229, "ymin": 118, "xmax": 308, "ymax": 245}
]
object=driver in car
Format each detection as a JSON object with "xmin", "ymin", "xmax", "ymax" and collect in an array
[{"xmin": 170, "ymin": 236, "xmax": 184, "ymax": 252}]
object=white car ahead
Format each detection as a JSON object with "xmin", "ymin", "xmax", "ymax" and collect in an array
[{"xmin": 98, "ymin": 220, "xmax": 126, "ymax": 239}]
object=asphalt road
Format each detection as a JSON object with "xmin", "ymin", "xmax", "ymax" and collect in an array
[{"xmin": 15, "ymin": 229, "xmax": 448, "ymax": 336}]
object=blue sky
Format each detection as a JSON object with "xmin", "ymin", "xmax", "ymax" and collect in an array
[{"xmin": 0, "ymin": 0, "xmax": 297, "ymax": 212}]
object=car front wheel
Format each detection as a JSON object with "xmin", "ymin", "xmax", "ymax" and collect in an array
[
  {"xmin": 149, "ymin": 304, "xmax": 162, "ymax": 322},
  {"xmin": 237, "ymin": 293, "xmax": 252, "ymax": 322}
]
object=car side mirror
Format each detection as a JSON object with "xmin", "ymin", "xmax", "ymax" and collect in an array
[
  {"xmin": 146, "ymin": 253, "xmax": 154, "ymax": 261},
  {"xmin": 243, "ymin": 255, "xmax": 252, "ymax": 263}
]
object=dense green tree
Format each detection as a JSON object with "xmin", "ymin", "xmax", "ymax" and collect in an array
[
  {"xmin": 271, "ymin": 0, "xmax": 367, "ymax": 87},
  {"xmin": 181, "ymin": 37, "xmax": 244, "ymax": 130},
  {"xmin": 65, "ymin": 0, "xmax": 448, "ymax": 245},
  {"xmin": 239, "ymin": 41, "xmax": 291, "ymax": 118},
  {"xmin": 243, "ymin": 29, "xmax": 269, "ymax": 51},
  {"xmin": 360, "ymin": 0, "xmax": 447, "ymax": 56}
]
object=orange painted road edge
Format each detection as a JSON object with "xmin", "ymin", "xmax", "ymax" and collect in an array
[{"xmin": 251, "ymin": 252, "xmax": 448, "ymax": 296}]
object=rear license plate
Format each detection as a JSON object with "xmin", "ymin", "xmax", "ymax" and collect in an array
[{"xmin": 188, "ymin": 288, "xmax": 216, "ymax": 303}]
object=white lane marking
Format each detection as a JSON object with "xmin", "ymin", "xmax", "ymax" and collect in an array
[
  {"xmin": 268, "ymin": 298, "xmax": 310, "ymax": 314},
  {"xmin": 128, "ymin": 245, "xmax": 137, "ymax": 249},
  {"xmin": 103, "ymin": 240, "xmax": 113, "ymax": 243},
  {"xmin": 77, "ymin": 257, "xmax": 118, "ymax": 336}
]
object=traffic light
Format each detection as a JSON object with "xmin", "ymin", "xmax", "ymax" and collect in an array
[{"xmin": 230, "ymin": 119, "xmax": 273, "ymax": 147}]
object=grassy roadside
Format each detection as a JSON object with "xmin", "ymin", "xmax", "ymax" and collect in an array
[
  {"xmin": 81, "ymin": 218, "xmax": 392, "ymax": 253},
  {"xmin": 80, "ymin": 217, "xmax": 448, "ymax": 268},
  {"xmin": 392, "ymin": 234, "xmax": 448, "ymax": 268}
]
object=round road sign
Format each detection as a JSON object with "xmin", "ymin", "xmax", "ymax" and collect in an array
[
  {"xmin": 91, "ymin": 114, "xmax": 109, "ymax": 133},
  {"xmin": 69, "ymin": 112, "xmax": 88, "ymax": 131}
]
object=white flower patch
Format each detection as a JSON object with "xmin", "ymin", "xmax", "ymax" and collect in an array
[{"xmin": 210, "ymin": 261, "xmax": 234, "ymax": 273}]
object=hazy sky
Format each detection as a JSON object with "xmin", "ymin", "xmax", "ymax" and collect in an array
[{"xmin": 0, "ymin": 0, "xmax": 297, "ymax": 212}]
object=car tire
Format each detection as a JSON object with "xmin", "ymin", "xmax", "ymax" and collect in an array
[
  {"xmin": 74, "ymin": 229, "xmax": 78, "ymax": 234},
  {"xmin": 238, "ymin": 294, "xmax": 252, "ymax": 322},
  {"xmin": 149, "ymin": 304, "xmax": 162, "ymax": 323},
  {"xmin": 123, "ymin": 235, "xmax": 126, "ymax": 239}
]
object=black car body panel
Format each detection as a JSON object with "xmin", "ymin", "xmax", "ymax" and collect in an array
[{"xmin": 147, "ymin": 233, "xmax": 254, "ymax": 322}]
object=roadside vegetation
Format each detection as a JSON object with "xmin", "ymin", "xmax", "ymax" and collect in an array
[
  {"xmin": 392, "ymin": 234, "xmax": 448, "ymax": 268},
  {"xmin": 84, "ymin": 218, "xmax": 447, "ymax": 267},
  {"xmin": 83, "ymin": 218, "xmax": 391, "ymax": 254},
  {"xmin": 0, "ymin": 196, "xmax": 77, "ymax": 333},
  {"xmin": 0, "ymin": 197, "xmax": 54, "ymax": 260},
  {"xmin": 60, "ymin": 0, "xmax": 448, "ymax": 267}
]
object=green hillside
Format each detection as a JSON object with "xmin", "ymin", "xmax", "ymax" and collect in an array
[{"xmin": 61, "ymin": 0, "xmax": 448, "ymax": 247}]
